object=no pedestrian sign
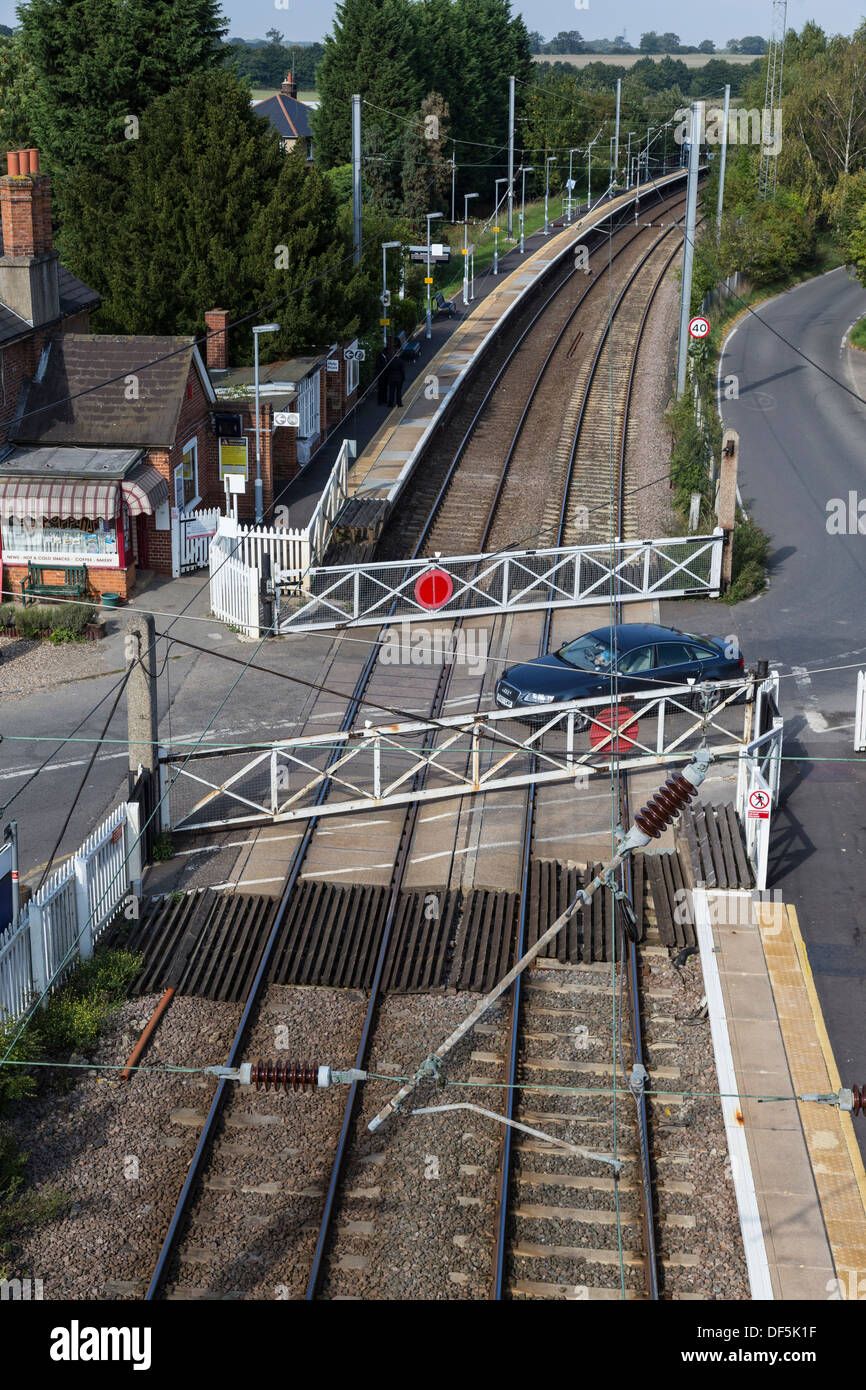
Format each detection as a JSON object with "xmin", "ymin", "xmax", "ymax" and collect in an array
[
  {"xmin": 689, "ymin": 315, "xmax": 710, "ymax": 340},
  {"xmin": 747, "ymin": 789, "xmax": 771, "ymax": 820}
]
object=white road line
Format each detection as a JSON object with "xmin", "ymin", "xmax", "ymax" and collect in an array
[{"xmin": 791, "ymin": 665, "xmax": 829, "ymax": 732}]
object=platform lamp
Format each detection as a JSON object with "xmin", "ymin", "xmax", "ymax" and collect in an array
[
  {"xmin": 253, "ymin": 323, "xmax": 280, "ymax": 524},
  {"xmin": 426, "ymin": 211, "xmax": 444, "ymax": 339},
  {"xmin": 463, "ymin": 192, "xmax": 479, "ymax": 305},
  {"xmin": 519, "ymin": 166, "xmax": 533, "ymax": 253},
  {"xmin": 381, "ymin": 240, "xmax": 401, "ymax": 348},
  {"xmin": 544, "ymin": 155, "xmax": 557, "ymax": 236},
  {"xmin": 494, "ymin": 178, "xmax": 508, "ymax": 273}
]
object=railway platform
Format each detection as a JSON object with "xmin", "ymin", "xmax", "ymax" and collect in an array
[
  {"xmin": 696, "ymin": 891, "xmax": 866, "ymax": 1300},
  {"xmin": 344, "ymin": 171, "xmax": 690, "ymax": 517}
]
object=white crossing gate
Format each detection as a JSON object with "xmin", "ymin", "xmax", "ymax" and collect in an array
[
  {"xmin": 209, "ymin": 539, "xmax": 261, "ymax": 638},
  {"xmin": 856, "ymin": 670, "xmax": 866, "ymax": 751},
  {"xmin": 277, "ymin": 531, "xmax": 726, "ymax": 632}
]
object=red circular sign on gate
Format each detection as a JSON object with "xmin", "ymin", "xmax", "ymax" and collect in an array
[
  {"xmin": 414, "ymin": 567, "xmax": 454, "ymax": 610},
  {"xmin": 590, "ymin": 705, "xmax": 639, "ymax": 754}
]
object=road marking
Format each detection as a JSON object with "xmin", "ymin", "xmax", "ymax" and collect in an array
[{"xmin": 791, "ymin": 665, "xmax": 829, "ymax": 732}]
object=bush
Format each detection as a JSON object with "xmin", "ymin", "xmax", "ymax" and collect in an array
[
  {"xmin": 3, "ymin": 603, "xmax": 96, "ymax": 642},
  {"xmin": 0, "ymin": 1022, "xmax": 41, "ymax": 1110},
  {"xmin": 16, "ymin": 606, "xmax": 54, "ymax": 640},
  {"xmin": 723, "ymin": 512, "xmax": 771, "ymax": 603},
  {"xmin": 34, "ymin": 949, "xmax": 142, "ymax": 1056}
]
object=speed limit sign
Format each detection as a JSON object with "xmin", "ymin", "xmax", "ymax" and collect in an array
[{"xmin": 689, "ymin": 315, "xmax": 710, "ymax": 340}]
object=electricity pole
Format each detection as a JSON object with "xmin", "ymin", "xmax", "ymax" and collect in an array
[
  {"xmin": 352, "ymin": 94, "xmax": 362, "ymax": 267},
  {"xmin": 125, "ymin": 613, "xmax": 158, "ymax": 795},
  {"xmin": 716, "ymin": 85, "xmax": 731, "ymax": 241},
  {"xmin": 676, "ymin": 102, "xmax": 703, "ymax": 400},
  {"xmin": 614, "ymin": 78, "xmax": 621, "ymax": 182},
  {"xmin": 507, "ymin": 75, "xmax": 515, "ymax": 237}
]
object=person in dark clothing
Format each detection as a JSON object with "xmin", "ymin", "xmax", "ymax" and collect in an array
[
  {"xmin": 386, "ymin": 350, "xmax": 405, "ymax": 407},
  {"xmin": 375, "ymin": 347, "xmax": 389, "ymax": 404}
]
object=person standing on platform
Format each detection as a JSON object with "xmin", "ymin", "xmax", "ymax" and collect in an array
[
  {"xmin": 386, "ymin": 349, "xmax": 405, "ymax": 408},
  {"xmin": 375, "ymin": 347, "xmax": 389, "ymax": 405}
]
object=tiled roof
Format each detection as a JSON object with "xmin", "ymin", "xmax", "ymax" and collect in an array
[
  {"xmin": 11, "ymin": 335, "xmax": 213, "ymax": 448},
  {"xmin": 253, "ymin": 92, "xmax": 313, "ymax": 142}
]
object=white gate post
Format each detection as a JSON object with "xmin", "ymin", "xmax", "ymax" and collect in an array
[
  {"xmin": 856, "ymin": 671, "xmax": 866, "ymax": 751},
  {"xmin": 27, "ymin": 901, "xmax": 48, "ymax": 1000},
  {"xmin": 170, "ymin": 511, "xmax": 181, "ymax": 578},
  {"xmin": 73, "ymin": 853, "xmax": 93, "ymax": 961},
  {"xmin": 126, "ymin": 801, "xmax": 143, "ymax": 895},
  {"xmin": 710, "ymin": 526, "xmax": 724, "ymax": 594}
]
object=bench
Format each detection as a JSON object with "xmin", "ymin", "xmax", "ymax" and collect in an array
[
  {"xmin": 21, "ymin": 563, "xmax": 88, "ymax": 604},
  {"xmin": 398, "ymin": 329, "xmax": 422, "ymax": 362},
  {"xmin": 434, "ymin": 290, "xmax": 458, "ymax": 319}
]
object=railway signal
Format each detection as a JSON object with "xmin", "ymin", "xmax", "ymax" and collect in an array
[{"xmin": 414, "ymin": 567, "xmax": 454, "ymax": 610}]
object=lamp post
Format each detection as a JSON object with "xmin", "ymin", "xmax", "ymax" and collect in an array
[
  {"xmin": 253, "ymin": 323, "xmax": 280, "ymax": 524},
  {"xmin": 519, "ymin": 165, "xmax": 533, "ymax": 253},
  {"xmin": 663, "ymin": 124, "xmax": 668, "ymax": 176},
  {"xmin": 463, "ymin": 192, "xmax": 478, "ymax": 305},
  {"xmin": 494, "ymin": 177, "xmax": 508, "ymax": 273},
  {"xmin": 645, "ymin": 126, "xmax": 655, "ymax": 181},
  {"xmin": 425, "ymin": 211, "xmax": 443, "ymax": 340},
  {"xmin": 381, "ymin": 240, "xmax": 400, "ymax": 348},
  {"xmin": 586, "ymin": 136, "xmax": 599, "ymax": 206},
  {"xmin": 626, "ymin": 132, "xmax": 636, "ymax": 189},
  {"xmin": 544, "ymin": 155, "xmax": 556, "ymax": 236},
  {"xmin": 567, "ymin": 146, "xmax": 580, "ymax": 223}
]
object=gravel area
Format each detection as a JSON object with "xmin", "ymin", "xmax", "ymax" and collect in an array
[
  {"xmin": 625, "ymin": 273, "xmax": 682, "ymax": 539},
  {"xmin": 0, "ymin": 632, "xmax": 116, "ymax": 700},
  {"xmin": 4, "ymin": 993, "xmax": 242, "ymax": 1298},
  {"xmin": 642, "ymin": 943, "xmax": 750, "ymax": 1299}
]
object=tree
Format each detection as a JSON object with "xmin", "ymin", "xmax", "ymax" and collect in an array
[
  {"xmin": 545, "ymin": 31, "xmax": 584, "ymax": 55},
  {"xmin": 698, "ymin": 40, "xmax": 715, "ymax": 54},
  {"xmin": 16, "ymin": 0, "xmax": 227, "ymax": 182},
  {"xmin": 640, "ymin": 32, "xmax": 662, "ymax": 53},
  {"xmin": 58, "ymin": 70, "xmax": 373, "ymax": 363},
  {"xmin": 527, "ymin": 30, "xmax": 545, "ymax": 54},
  {"xmin": 312, "ymin": 0, "xmax": 423, "ymax": 171},
  {"xmin": 401, "ymin": 91, "xmax": 451, "ymax": 225},
  {"xmin": 0, "ymin": 34, "xmax": 36, "ymax": 151}
]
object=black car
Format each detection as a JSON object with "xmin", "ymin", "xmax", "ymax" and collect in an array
[{"xmin": 494, "ymin": 623, "xmax": 744, "ymax": 727}]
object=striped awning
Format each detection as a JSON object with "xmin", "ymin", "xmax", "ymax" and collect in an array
[
  {"xmin": 121, "ymin": 462, "xmax": 170, "ymax": 517},
  {"xmin": 0, "ymin": 477, "xmax": 118, "ymax": 520}
]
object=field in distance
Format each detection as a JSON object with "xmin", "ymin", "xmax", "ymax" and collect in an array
[{"xmin": 532, "ymin": 53, "xmax": 759, "ymax": 68}]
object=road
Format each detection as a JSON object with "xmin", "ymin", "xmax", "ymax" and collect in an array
[{"xmin": 662, "ymin": 266, "xmax": 866, "ymax": 1152}]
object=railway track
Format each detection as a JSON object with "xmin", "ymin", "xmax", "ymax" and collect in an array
[{"xmin": 143, "ymin": 176, "xmax": 694, "ymax": 1301}]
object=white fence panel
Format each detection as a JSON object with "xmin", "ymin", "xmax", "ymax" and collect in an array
[
  {"xmin": 2, "ymin": 802, "xmax": 139, "ymax": 1023},
  {"xmin": 856, "ymin": 670, "xmax": 866, "ymax": 752},
  {"xmin": 209, "ymin": 540, "xmax": 261, "ymax": 638},
  {"xmin": 231, "ymin": 523, "xmax": 310, "ymax": 577},
  {"xmin": 0, "ymin": 919, "xmax": 32, "ymax": 1022}
]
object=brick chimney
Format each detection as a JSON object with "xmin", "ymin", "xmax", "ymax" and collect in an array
[
  {"xmin": 0, "ymin": 149, "xmax": 60, "ymax": 326},
  {"xmin": 205, "ymin": 308, "xmax": 230, "ymax": 371},
  {"xmin": 280, "ymin": 72, "xmax": 298, "ymax": 100}
]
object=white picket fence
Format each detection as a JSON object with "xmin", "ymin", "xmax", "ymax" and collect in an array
[
  {"xmin": 0, "ymin": 802, "xmax": 142, "ymax": 1023},
  {"xmin": 735, "ymin": 671, "xmax": 783, "ymax": 891},
  {"xmin": 209, "ymin": 543, "xmax": 261, "ymax": 638},
  {"xmin": 856, "ymin": 670, "xmax": 866, "ymax": 751},
  {"xmin": 207, "ymin": 438, "xmax": 356, "ymax": 637}
]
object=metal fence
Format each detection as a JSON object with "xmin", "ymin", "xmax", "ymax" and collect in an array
[
  {"xmin": 0, "ymin": 802, "xmax": 142, "ymax": 1023},
  {"xmin": 276, "ymin": 532, "xmax": 725, "ymax": 632},
  {"xmin": 159, "ymin": 674, "xmax": 761, "ymax": 833}
]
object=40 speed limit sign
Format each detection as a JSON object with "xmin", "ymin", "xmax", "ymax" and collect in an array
[{"xmin": 688, "ymin": 315, "xmax": 710, "ymax": 340}]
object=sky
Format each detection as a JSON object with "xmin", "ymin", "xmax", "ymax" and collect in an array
[{"xmin": 0, "ymin": 0, "xmax": 863, "ymax": 47}]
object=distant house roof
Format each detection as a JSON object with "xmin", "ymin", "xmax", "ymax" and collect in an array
[
  {"xmin": 0, "ymin": 266, "xmax": 101, "ymax": 349},
  {"xmin": 253, "ymin": 92, "xmax": 313, "ymax": 143},
  {"xmin": 10, "ymin": 335, "xmax": 216, "ymax": 450}
]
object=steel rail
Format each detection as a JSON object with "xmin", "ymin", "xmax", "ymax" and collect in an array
[
  {"xmin": 144, "ymin": 177, "xmax": 687, "ymax": 1302},
  {"xmin": 491, "ymin": 218, "xmax": 688, "ymax": 1300}
]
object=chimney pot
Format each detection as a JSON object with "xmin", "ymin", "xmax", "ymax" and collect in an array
[
  {"xmin": 7, "ymin": 151, "xmax": 20, "ymax": 177},
  {"xmin": 28, "ymin": 149, "xmax": 40, "ymax": 175}
]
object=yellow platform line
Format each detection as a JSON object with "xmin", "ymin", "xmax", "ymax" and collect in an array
[{"xmin": 765, "ymin": 904, "xmax": 866, "ymax": 1285}]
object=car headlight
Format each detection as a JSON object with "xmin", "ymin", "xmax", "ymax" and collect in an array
[{"xmin": 523, "ymin": 692, "xmax": 556, "ymax": 704}]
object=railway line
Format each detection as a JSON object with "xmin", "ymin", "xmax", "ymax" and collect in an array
[{"xmin": 143, "ymin": 179, "xmax": 698, "ymax": 1301}]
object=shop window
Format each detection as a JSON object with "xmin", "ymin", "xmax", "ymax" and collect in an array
[
  {"xmin": 177, "ymin": 438, "xmax": 199, "ymax": 510},
  {"xmin": 1, "ymin": 513, "xmax": 118, "ymax": 564},
  {"xmin": 297, "ymin": 370, "xmax": 321, "ymax": 439}
]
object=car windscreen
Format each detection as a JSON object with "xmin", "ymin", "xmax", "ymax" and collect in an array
[{"xmin": 557, "ymin": 635, "xmax": 614, "ymax": 671}]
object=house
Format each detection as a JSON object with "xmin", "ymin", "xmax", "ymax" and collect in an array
[
  {"xmin": 0, "ymin": 149, "xmax": 101, "ymax": 446},
  {"xmin": 252, "ymin": 73, "xmax": 314, "ymax": 160},
  {"xmin": 203, "ymin": 307, "xmax": 360, "ymax": 495},
  {"xmin": 0, "ymin": 332, "xmax": 219, "ymax": 595}
]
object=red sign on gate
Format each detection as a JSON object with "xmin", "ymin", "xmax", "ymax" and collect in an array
[
  {"xmin": 414, "ymin": 568, "xmax": 454, "ymax": 610},
  {"xmin": 589, "ymin": 705, "xmax": 639, "ymax": 754}
]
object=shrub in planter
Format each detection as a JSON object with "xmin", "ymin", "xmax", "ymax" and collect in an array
[{"xmin": 17, "ymin": 606, "xmax": 54, "ymax": 640}]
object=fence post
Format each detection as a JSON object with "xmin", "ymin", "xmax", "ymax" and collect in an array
[
  {"xmin": 126, "ymin": 801, "xmax": 143, "ymax": 895},
  {"xmin": 857, "ymin": 671, "xmax": 866, "ymax": 752},
  {"xmin": 248, "ymin": 565, "xmax": 261, "ymax": 638},
  {"xmin": 73, "ymin": 853, "xmax": 93, "ymax": 961},
  {"xmin": 736, "ymin": 748, "xmax": 747, "ymax": 816},
  {"xmin": 709, "ymin": 526, "xmax": 724, "ymax": 595},
  {"xmin": 157, "ymin": 750, "xmax": 170, "ymax": 833},
  {"xmin": 27, "ymin": 901, "xmax": 48, "ymax": 1000}
]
